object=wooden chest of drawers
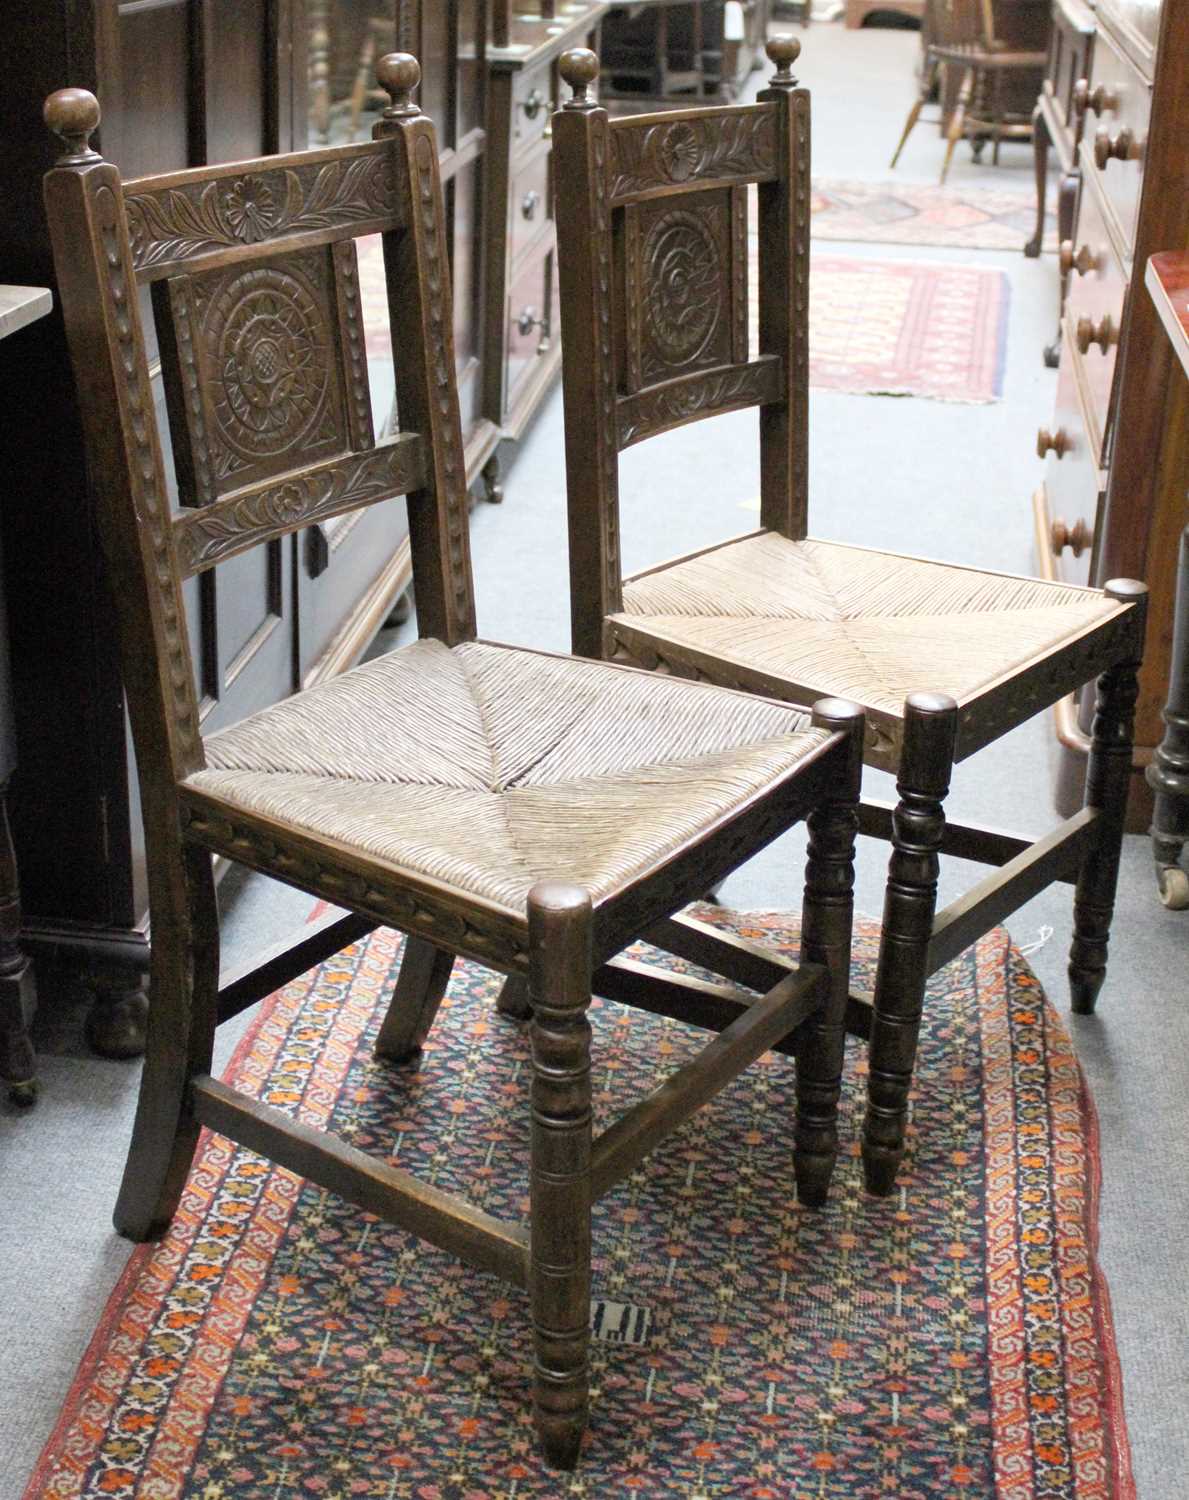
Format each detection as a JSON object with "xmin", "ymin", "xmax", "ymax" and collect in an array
[
  {"xmin": 484, "ymin": 4, "xmax": 608, "ymax": 494},
  {"xmin": 1033, "ymin": 0, "xmax": 1189, "ymax": 826}
]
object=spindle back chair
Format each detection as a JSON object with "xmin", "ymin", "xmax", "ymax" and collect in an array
[
  {"xmin": 552, "ymin": 37, "xmax": 1146, "ymax": 1199},
  {"xmin": 44, "ymin": 52, "xmax": 868, "ymax": 1468}
]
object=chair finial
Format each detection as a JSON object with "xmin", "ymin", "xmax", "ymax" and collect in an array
[
  {"xmin": 765, "ymin": 35, "xmax": 801, "ymax": 89},
  {"xmin": 44, "ymin": 88, "xmax": 102, "ymax": 165},
  {"xmin": 560, "ymin": 49, "xmax": 600, "ymax": 110},
  {"xmin": 377, "ymin": 52, "xmax": 421, "ymax": 117}
]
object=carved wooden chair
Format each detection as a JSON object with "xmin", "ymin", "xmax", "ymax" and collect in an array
[
  {"xmin": 890, "ymin": 0, "xmax": 1047, "ymax": 182},
  {"xmin": 44, "ymin": 53, "xmax": 868, "ymax": 1469},
  {"xmin": 551, "ymin": 39, "xmax": 1147, "ymax": 1200}
]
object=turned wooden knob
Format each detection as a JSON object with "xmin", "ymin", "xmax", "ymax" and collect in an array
[
  {"xmin": 1059, "ymin": 240, "xmax": 1097, "ymax": 277},
  {"xmin": 560, "ymin": 48, "xmax": 600, "ymax": 107},
  {"xmin": 44, "ymin": 87, "xmax": 102, "ymax": 163},
  {"xmin": 1094, "ymin": 126, "xmax": 1142, "ymax": 169},
  {"xmin": 377, "ymin": 52, "xmax": 421, "ymax": 116},
  {"xmin": 1076, "ymin": 313, "xmax": 1116, "ymax": 355},
  {"xmin": 1051, "ymin": 517, "xmax": 1094, "ymax": 557},
  {"xmin": 1072, "ymin": 79, "xmax": 1117, "ymax": 118},
  {"xmin": 1037, "ymin": 426, "xmax": 1070, "ymax": 459},
  {"xmin": 766, "ymin": 35, "xmax": 802, "ymax": 87}
]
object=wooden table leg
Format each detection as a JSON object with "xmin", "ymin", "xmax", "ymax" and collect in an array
[{"xmin": 1147, "ymin": 525, "xmax": 1189, "ymax": 909}]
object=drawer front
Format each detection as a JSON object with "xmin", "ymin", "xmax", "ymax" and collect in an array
[
  {"xmin": 1039, "ymin": 324, "xmax": 1104, "ymax": 589},
  {"xmin": 1048, "ymin": 0, "xmax": 1096, "ymax": 144},
  {"xmin": 512, "ymin": 61, "xmax": 555, "ymax": 152},
  {"xmin": 506, "ymin": 245, "xmax": 556, "ymax": 413},
  {"xmin": 1095, "ymin": 0, "xmax": 1162, "ymax": 75},
  {"xmin": 509, "ymin": 145, "xmax": 553, "ymax": 268},
  {"xmin": 1079, "ymin": 26, "xmax": 1151, "ymax": 252},
  {"xmin": 1062, "ymin": 177, "xmax": 1127, "ymax": 446}
]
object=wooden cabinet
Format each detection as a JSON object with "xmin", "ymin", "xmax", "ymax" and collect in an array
[
  {"xmin": 600, "ymin": 1, "xmax": 772, "ymax": 104},
  {"xmin": 483, "ymin": 3, "xmax": 607, "ymax": 480},
  {"xmin": 1032, "ymin": 0, "xmax": 1189, "ymax": 827}
]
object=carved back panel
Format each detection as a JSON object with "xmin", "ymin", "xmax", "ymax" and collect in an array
[
  {"xmin": 553, "ymin": 47, "xmax": 811, "ymax": 658},
  {"xmin": 44, "ymin": 63, "xmax": 477, "ymax": 791}
]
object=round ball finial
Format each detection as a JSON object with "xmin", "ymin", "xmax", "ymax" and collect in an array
[
  {"xmin": 44, "ymin": 87, "xmax": 101, "ymax": 164},
  {"xmin": 766, "ymin": 34, "xmax": 802, "ymax": 87},
  {"xmin": 377, "ymin": 52, "xmax": 421, "ymax": 117},
  {"xmin": 560, "ymin": 48, "xmax": 600, "ymax": 108}
]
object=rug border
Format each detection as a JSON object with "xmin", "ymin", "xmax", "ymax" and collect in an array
[{"xmin": 24, "ymin": 919, "xmax": 1136, "ymax": 1499}]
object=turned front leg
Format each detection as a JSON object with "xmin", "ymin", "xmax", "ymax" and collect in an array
[
  {"xmin": 528, "ymin": 882, "xmax": 593, "ymax": 1469},
  {"xmin": 795, "ymin": 700, "xmax": 865, "ymax": 1207},
  {"xmin": 1071, "ymin": 581, "xmax": 1147, "ymax": 1009},
  {"xmin": 863, "ymin": 694, "xmax": 957, "ymax": 1197}
]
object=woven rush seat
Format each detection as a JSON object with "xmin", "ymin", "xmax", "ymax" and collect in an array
[
  {"xmin": 615, "ymin": 533, "xmax": 1127, "ymax": 764},
  {"xmin": 187, "ymin": 638, "xmax": 828, "ymax": 916}
]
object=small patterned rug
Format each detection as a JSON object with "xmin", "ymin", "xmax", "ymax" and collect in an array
[
  {"xmin": 28, "ymin": 914, "xmax": 1133, "ymax": 1499},
  {"xmin": 357, "ymin": 236, "xmax": 1009, "ymax": 404},
  {"xmin": 810, "ymin": 179, "xmax": 1057, "ymax": 254}
]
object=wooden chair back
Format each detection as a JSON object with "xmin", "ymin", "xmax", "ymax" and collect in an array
[
  {"xmin": 42, "ymin": 54, "xmax": 474, "ymax": 801},
  {"xmin": 552, "ymin": 40, "xmax": 810, "ymax": 658},
  {"xmin": 927, "ymin": 0, "xmax": 997, "ymax": 55}
]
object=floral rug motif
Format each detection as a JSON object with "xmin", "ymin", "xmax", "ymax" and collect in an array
[
  {"xmin": 809, "ymin": 179, "xmax": 1056, "ymax": 254},
  {"xmin": 27, "ymin": 914, "xmax": 1133, "ymax": 1499}
]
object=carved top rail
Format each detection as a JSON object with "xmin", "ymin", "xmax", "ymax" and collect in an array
[
  {"xmin": 124, "ymin": 139, "xmax": 404, "ymax": 281},
  {"xmin": 607, "ymin": 105, "xmax": 780, "ymax": 204}
]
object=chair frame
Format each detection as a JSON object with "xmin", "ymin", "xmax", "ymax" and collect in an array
[
  {"xmin": 889, "ymin": 0, "xmax": 1048, "ymax": 183},
  {"xmin": 552, "ymin": 38, "xmax": 1147, "ymax": 1198},
  {"xmin": 44, "ymin": 53, "xmax": 867, "ymax": 1468}
]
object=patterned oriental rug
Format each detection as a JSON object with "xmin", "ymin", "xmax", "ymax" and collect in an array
[
  {"xmin": 357, "ymin": 237, "xmax": 1010, "ymax": 405},
  {"xmin": 27, "ymin": 914, "xmax": 1133, "ymax": 1500},
  {"xmin": 809, "ymin": 180, "xmax": 1057, "ymax": 254}
]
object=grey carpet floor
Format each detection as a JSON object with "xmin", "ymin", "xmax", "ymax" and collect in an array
[{"xmin": 3, "ymin": 20, "xmax": 1187, "ymax": 1499}]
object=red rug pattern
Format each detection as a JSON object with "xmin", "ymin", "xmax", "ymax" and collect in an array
[{"xmin": 27, "ymin": 915, "xmax": 1132, "ymax": 1498}]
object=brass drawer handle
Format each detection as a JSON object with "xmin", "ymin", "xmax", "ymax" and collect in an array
[
  {"xmin": 522, "ymin": 88, "xmax": 547, "ymax": 119},
  {"xmin": 1051, "ymin": 516, "xmax": 1094, "ymax": 556},
  {"xmin": 522, "ymin": 190, "xmax": 541, "ymax": 221},
  {"xmin": 1059, "ymin": 239, "xmax": 1098, "ymax": 277},
  {"xmin": 517, "ymin": 306, "xmax": 552, "ymax": 353},
  {"xmin": 1094, "ymin": 126, "xmax": 1144, "ymax": 169},
  {"xmin": 1037, "ymin": 426, "xmax": 1071, "ymax": 459},
  {"xmin": 1072, "ymin": 79, "xmax": 1118, "ymax": 118},
  {"xmin": 1075, "ymin": 314, "xmax": 1116, "ymax": 355}
]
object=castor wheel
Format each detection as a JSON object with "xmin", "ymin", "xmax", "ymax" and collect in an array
[
  {"xmin": 1156, "ymin": 864, "xmax": 1189, "ymax": 910},
  {"xmin": 7, "ymin": 1077, "xmax": 38, "ymax": 1108}
]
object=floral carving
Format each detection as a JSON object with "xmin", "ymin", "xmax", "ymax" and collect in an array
[
  {"xmin": 643, "ymin": 209, "xmax": 722, "ymax": 372},
  {"xmin": 173, "ymin": 438, "xmax": 426, "ymax": 576},
  {"xmin": 617, "ymin": 358, "xmax": 781, "ymax": 449},
  {"xmin": 125, "ymin": 148, "xmax": 398, "ymax": 274},
  {"xmin": 609, "ymin": 107, "xmax": 779, "ymax": 202}
]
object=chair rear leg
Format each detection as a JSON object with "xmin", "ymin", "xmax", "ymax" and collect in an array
[
  {"xmin": 1070, "ymin": 583, "xmax": 1147, "ymax": 1012},
  {"xmin": 374, "ymin": 937, "xmax": 454, "ymax": 1063},
  {"xmin": 862, "ymin": 694, "xmax": 958, "ymax": 1197},
  {"xmin": 941, "ymin": 71, "xmax": 972, "ymax": 183},
  {"xmin": 528, "ymin": 882, "xmax": 593, "ymax": 1470},
  {"xmin": 890, "ymin": 89, "xmax": 928, "ymax": 170},
  {"xmin": 496, "ymin": 975, "xmax": 532, "ymax": 1020},
  {"xmin": 794, "ymin": 701, "xmax": 864, "ymax": 1207},
  {"xmin": 114, "ymin": 844, "xmax": 219, "ymax": 1242}
]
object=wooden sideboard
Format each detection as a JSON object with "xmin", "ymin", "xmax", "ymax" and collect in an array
[
  {"xmin": 600, "ymin": 1, "xmax": 773, "ymax": 104},
  {"xmin": 1032, "ymin": 0, "xmax": 1189, "ymax": 828},
  {"xmin": 483, "ymin": 3, "xmax": 608, "ymax": 491},
  {"xmin": 0, "ymin": 0, "xmax": 587, "ymax": 1052}
]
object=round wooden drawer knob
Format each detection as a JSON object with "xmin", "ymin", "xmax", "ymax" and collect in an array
[
  {"xmin": 1051, "ymin": 516, "xmax": 1093, "ymax": 556},
  {"xmin": 1075, "ymin": 314, "xmax": 1116, "ymax": 355},
  {"xmin": 1072, "ymin": 79, "xmax": 1118, "ymax": 119},
  {"xmin": 1037, "ymin": 427, "xmax": 1071, "ymax": 459},
  {"xmin": 1059, "ymin": 240, "xmax": 1097, "ymax": 277},
  {"xmin": 1094, "ymin": 126, "xmax": 1143, "ymax": 169}
]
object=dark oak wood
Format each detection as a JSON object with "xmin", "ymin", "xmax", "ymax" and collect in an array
[
  {"xmin": 554, "ymin": 36, "xmax": 1149, "ymax": 1201},
  {"xmin": 44, "ymin": 49, "xmax": 867, "ymax": 1465}
]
